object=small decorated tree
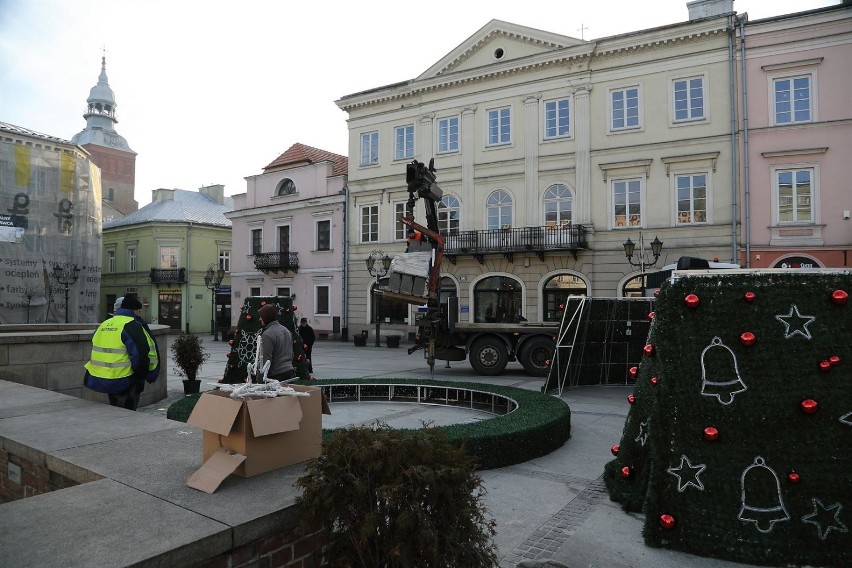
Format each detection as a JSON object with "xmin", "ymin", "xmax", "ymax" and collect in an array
[{"xmin": 221, "ymin": 296, "xmax": 310, "ymax": 383}]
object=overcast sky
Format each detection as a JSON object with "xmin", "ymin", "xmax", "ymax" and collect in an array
[{"xmin": 0, "ymin": 0, "xmax": 839, "ymax": 206}]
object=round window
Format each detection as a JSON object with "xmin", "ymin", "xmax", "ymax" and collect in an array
[
  {"xmin": 278, "ymin": 179, "xmax": 296, "ymax": 196},
  {"xmin": 494, "ymin": 48, "xmax": 504, "ymax": 60}
]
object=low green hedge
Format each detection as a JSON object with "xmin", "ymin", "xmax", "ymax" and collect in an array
[{"xmin": 166, "ymin": 378, "xmax": 571, "ymax": 470}]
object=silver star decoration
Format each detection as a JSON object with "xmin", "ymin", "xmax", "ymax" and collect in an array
[
  {"xmin": 666, "ymin": 455, "xmax": 706, "ymax": 492},
  {"xmin": 775, "ymin": 305, "xmax": 816, "ymax": 340},
  {"xmin": 635, "ymin": 420, "xmax": 649, "ymax": 446},
  {"xmin": 802, "ymin": 498, "xmax": 848, "ymax": 541},
  {"xmin": 840, "ymin": 411, "xmax": 852, "ymax": 427}
]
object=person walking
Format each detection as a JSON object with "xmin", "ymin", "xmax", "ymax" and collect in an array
[
  {"xmin": 298, "ymin": 317, "xmax": 316, "ymax": 372},
  {"xmin": 84, "ymin": 295, "xmax": 159, "ymax": 411},
  {"xmin": 258, "ymin": 303, "xmax": 295, "ymax": 382}
]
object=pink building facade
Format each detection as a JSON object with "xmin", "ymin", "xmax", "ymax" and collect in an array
[
  {"xmin": 226, "ymin": 144, "xmax": 348, "ymax": 338},
  {"xmin": 737, "ymin": 4, "xmax": 852, "ymax": 269}
]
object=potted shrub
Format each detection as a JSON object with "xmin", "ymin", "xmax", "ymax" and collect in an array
[{"xmin": 171, "ymin": 333, "xmax": 209, "ymax": 394}]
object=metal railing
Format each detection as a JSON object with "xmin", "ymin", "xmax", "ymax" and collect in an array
[
  {"xmin": 443, "ymin": 224, "xmax": 589, "ymax": 261},
  {"xmin": 149, "ymin": 267, "xmax": 186, "ymax": 284},
  {"xmin": 254, "ymin": 251, "xmax": 299, "ymax": 274}
]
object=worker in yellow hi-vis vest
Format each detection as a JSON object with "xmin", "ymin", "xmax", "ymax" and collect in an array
[{"xmin": 84, "ymin": 294, "xmax": 160, "ymax": 410}]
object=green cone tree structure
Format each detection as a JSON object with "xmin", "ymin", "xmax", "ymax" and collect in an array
[{"xmin": 221, "ymin": 296, "xmax": 310, "ymax": 383}]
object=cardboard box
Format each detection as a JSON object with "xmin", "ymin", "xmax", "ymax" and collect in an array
[{"xmin": 186, "ymin": 384, "xmax": 330, "ymax": 493}]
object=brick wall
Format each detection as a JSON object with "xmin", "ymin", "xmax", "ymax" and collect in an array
[
  {"xmin": 191, "ymin": 522, "xmax": 327, "ymax": 568},
  {"xmin": 0, "ymin": 446, "xmax": 86, "ymax": 501}
]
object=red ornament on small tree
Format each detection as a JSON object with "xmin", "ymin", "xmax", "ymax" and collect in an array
[
  {"xmin": 788, "ymin": 472, "xmax": 801, "ymax": 484},
  {"xmin": 684, "ymin": 293, "xmax": 700, "ymax": 308},
  {"xmin": 621, "ymin": 466, "xmax": 631, "ymax": 478},
  {"xmin": 627, "ymin": 393, "xmax": 636, "ymax": 405},
  {"xmin": 703, "ymin": 426, "xmax": 719, "ymax": 441},
  {"xmin": 659, "ymin": 514, "xmax": 676, "ymax": 530},
  {"xmin": 611, "ymin": 444, "xmax": 620, "ymax": 456},
  {"xmin": 629, "ymin": 366, "xmax": 638, "ymax": 379},
  {"xmin": 744, "ymin": 291, "xmax": 756, "ymax": 303},
  {"xmin": 740, "ymin": 332, "xmax": 756, "ymax": 347},
  {"xmin": 648, "ymin": 311, "xmax": 655, "ymax": 320},
  {"xmin": 819, "ymin": 360, "xmax": 831, "ymax": 373},
  {"xmin": 801, "ymin": 399, "xmax": 818, "ymax": 414},
  {"xmin": 644, "ymin": 344, "xmax": 656, "ymax": 357},
  {"xmin": 831, "ymin": 289, "xmax": 848, "ymax": 305},
  {"xmin": 650, "ymin": 376, "xmax": 659, "ymax": 386},
  {"xmin": 829, "ymin": 355, "xmax": 841, "ymax": 366}
]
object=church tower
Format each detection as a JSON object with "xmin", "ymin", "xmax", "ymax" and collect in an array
[{"xmin": 72, "ymin": 55, "xmax": 138, "ymax": 214}]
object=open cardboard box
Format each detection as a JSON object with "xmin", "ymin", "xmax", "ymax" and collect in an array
[{"xmin": 186, "ymin": 383, "xmax": 330, "ymax": 493}]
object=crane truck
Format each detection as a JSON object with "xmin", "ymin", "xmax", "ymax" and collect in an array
[{"xmin": 375, "ymin": 159, "xmax": 558, "ymax": 378}]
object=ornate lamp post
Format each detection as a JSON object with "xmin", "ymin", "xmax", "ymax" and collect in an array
[
  {"xmin": 204, "ymin": 263, "xmax": 225, "ymax": 340},
  {"xmin": 623, "ymin": 234, "xmax": 663, "ymax": 297},
  {"xmin": 366, "ymin": 250, "xmax": 393, "ymax": 347},
  {"xmin": 51, "ymin": 264, "xmax": 81, "ymax": 323}
]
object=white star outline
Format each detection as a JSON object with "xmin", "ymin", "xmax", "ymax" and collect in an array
[
  {"xmin": 666, "ymin": 455, "xmax": 706, "ymax": 492},
  {"xmin": 801, "ymin": 498, "xmax": 848, "ymax": 541},
  {"xmin": 840, "ymin": 411, "xmax": 852, "ymax": 427},
  {"xmin": 775, "ymin": 305, "xmax": 816, "ymax": 340}
]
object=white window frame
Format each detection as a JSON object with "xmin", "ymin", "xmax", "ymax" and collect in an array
[
  {"xmin": 275, "ymin": 286, "xmax": 291, "ymax": 297},
  {"xmin": 249, "ymin": 286, "xmax": 261, "ymax": 297},
  {"xmin": 219, "ymin": 249, "xmax": 231, "ymax": 272},
  {"xmin": 670, "ymin": 74, "xmax": 707, "ymax": 124},
  {"xmin": 360, "ymin": 204, "xmax": 379, "ymax": 243},
  {"xmin": 609, "ymin": 85, "xmax": 642, "ymax": 132},
  {"xmin": 772, "ymin": 164, "xmax": 818, "ymax": 225},
  {"xmin": 394, "ymin": 124, "xmax": 415, "ymax": 161},
  {"xmin": 610, "ymin": 177, "xmax": 644, "ymax": 229},
  {"xmin": 360, "ymin": 131, "xmax": 379, "ymax": 166},
  {"xmin": 315, "ymin": 284, "xmax": 330, "ymax": 315},
  {"xmin": 543, "ymin": 184, "xmax": 573, "ymax": 226},
  {"xmin": 543, "ymin": 97, "xmax": 571, "ymax": 140},
  {"xmin": 107, "ymin": 248, "xmax": 116, "ymax": 274},
  {"xmin": 486, "ymin": 190, "xmax": 513, "ymax": 230},
  {"xmin": 672, "ymin": 171, "xmax": 710, "ymax": 225},
  {"xmin": 486, "ymin": 106, "xmax": 512, "ymax": 147},
  {"xmin": 158, "ymin": 245, "xmax": 179, "ymax": 269},
  {"xmin": 394, "ymin": 201, "xmax": 414, "ymax": 241},
  {"xmin": 315, "ymin": 219, "xmax": 331, "ymax": 251},
  {"xmin": 127, "ymin": 246, "xmax": 136, "ymax": 272},
  {"xmin": 438, "ymin": 195, "xmax": 461, "ymax": 235},
  {"xmin": 769, "ymin": 71, "xmax": 816, "ymax": 126},
  {"xmin": 437, "ymin": 115, "xmax": 460, "ymax": 154}
]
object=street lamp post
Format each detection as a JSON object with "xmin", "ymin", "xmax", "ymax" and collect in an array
[
  {"xmin": 51, "ymin": 264, "xmax": 81, "ymax": 323},
  {"xmin": 623, "ymin": 234, "xmax": 663, "ymax": 297},
  {"xmin": 366, "ymin": 250, "xmax": 393, "ymax": 347},
  {"xmin": 204, "ymin": 264, "xmax": 226, "ymax": 340}
]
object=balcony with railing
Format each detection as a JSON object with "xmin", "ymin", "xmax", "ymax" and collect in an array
[
  {"xmin": 443, "ymin": 224, "xmax": 589, "ymax": 264},
  {"xmin": 254, "ymin": 251, "xmax": 299, "ymax": 274},
  {"xmin": 150, "ymin": 267, "xmax": 186, "ymax": 284}
]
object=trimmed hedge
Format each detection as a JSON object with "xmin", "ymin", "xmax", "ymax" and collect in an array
[
  {"xmin": 605, "ymin": 271, "xmax": 851, "ymax": 567},
  {"xmin": 167, "ymin": 378, "xmax": 571, "ymax": 470}
]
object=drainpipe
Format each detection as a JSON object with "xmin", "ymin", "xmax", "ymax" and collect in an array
[
  {"xmin": 739, "ymin": 15, "xmax": 752, "ymax": 268},
  {"xmin": 186, "ymin": 221, "xmax": 193, "ymax": 333},
  {"xmin": 342, "ymin": 185, "xmax": 349, "ymax": 340},
  {"xmin": 727, "ymin": 14, "xmax": 739, "ymax": 264}
]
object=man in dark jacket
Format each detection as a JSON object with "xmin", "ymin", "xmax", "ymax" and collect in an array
[
  {"xmin": 84, "ymin": 295, "xmax": 160, "ymax": 410},
  {"xmin": 298, "ymin": 317, "xmax": 316, "ymax": 372}
]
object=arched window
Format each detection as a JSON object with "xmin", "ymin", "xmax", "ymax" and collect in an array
[
  {"xmin": 543, "ymin": 274, "xmax": 587, "ymax": 321},
  {"xmin": 474, "ymin": 275, "xmax": 522, "ymax": 323},
  {"xmin": 276, "ymin": 178, "xmax": 296, "ymax": 196},
  {"xmin": 438, "ymin": 276, "xmax": 457, "ymax": 306},
  {"xmin": 543, "ymin": 184, "xmax": 572, "ymax": 227},
  {"xmin": 621, "ymin": 274, "xmax": 646, "ymax": 298},
  {"xmin": 486, "ymin": 190, "xmax": 512, "ymax": 230},
  {"xmin": 438, "ymin": 195, "xmax": 460, "ymax": 235}
]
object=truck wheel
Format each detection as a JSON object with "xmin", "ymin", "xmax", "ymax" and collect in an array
[
  {"xmin": 520, "ymin": 336, "xmax": 555, "ymax": 377},
  {"xmin": 469, "ymin": 337, "xmax": 508, "ymax": 375}
]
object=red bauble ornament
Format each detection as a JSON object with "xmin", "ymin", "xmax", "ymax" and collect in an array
[
  {"xmin": 684, "ymin": 293, "xmax": 700, "ymax": 308},
  {"xmin": 703, "ymin": 426, "xmax": 719, "ymax": 441},
  {"xmin": 648, "ymin": 311, "xmax": 655, "ymax": 320},
  {"xmin": 829, "ymin": 355, "xmax": 841, "ymax": 366},
  {"xmin": 788, "ymin": 472, "xmax": 801, "ymax": 484},
  {"xmin": 611, "ymin": 444, "xmax": 620, "ymax": 456},
  {"xmin": 744, "ymin": 291, "xmax": 755, "ymax": 302},
  {"xmin": 831, "ymin": 289, "xmax": 848, "ymax": 305},
  {"xmin": 801, "ymin": 399, "xmax": 818, "ymax": 414},
  {"xmin": 228, "ymin": 340, "xmax": 234, "ymax": 346},
  {"xmin": 246, "ymin": 315, "xmax": 253, "ymax": 320},
  {"xmin": 740, "ymin": 332, "xmax": 756, "ymax": 347},
  {"xmin": 653, "ymin": 289, "xmax": 660, "ymax": 297},
  {"xmin": 643, "ymin": 344, "xmax": 656, "ymax": 357},
  {"xmin": 650, "ymin": 376, "xmax": 659, "ymax": 386},
  {"xmin": 819, "ymin": 360, "xmax": 831, "ymax": 373},
  {"xmin": 544, "ymin": 359, "xmax": 551, "ymax": 367},
  {"xmin": 621, "ymin": 466, "xmax": 631, "ymax": 478},
  {"xmin": 292, "ymin": 305, "xmax": 298, "ymax": 311},
  {"xmin": 659, "ymin": 514, "xmax": 676, "ymax": 530},
  {"xmin": 296, "ymin": 354, "xmax": 303, "ymax": 362},
  {"xmin": 627, "ymin": 393, "xmax": 636, "ymax": 405},
  {"xmin": 304, "ymin": 343, "xmax": 309, "ymax": 350},
  {"xmin": 629, "ymin": 366, "xmax": 638, "ymax": 379},
  {"xmin": 559, "ymin": 304, "xmax": 565, "ymax": 310}
]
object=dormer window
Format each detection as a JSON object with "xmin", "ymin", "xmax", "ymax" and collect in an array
[{"xmin": 276, "ymin": 178, "xmax": 296, "ymax": 196}]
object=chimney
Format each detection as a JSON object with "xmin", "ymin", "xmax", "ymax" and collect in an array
[
  {"xmin": 151, "ymin": 188, "xmax": 175, "ymax": 202},
  {"xmin": 687, "ymin": 0, "xmax": 734, "ymax": 20},
  {"xmin": 199, "ymin": 184, "xmax": 225, "ymax": 204}
]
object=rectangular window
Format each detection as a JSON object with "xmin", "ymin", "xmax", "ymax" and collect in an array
[
  {"xmin": 437, "ymin": 116, "xmax": 459, "ymax": 153},
  {"xmin": 278, "ymin": 225, "xmax": 290, "ymax": 252},
  {"xmin": 219, "ymin": 250, "xmax": 230, "ymax": 272},
  {"xmin": 251, "ymin": 229, "xmax": 262, "ymax": 255},
  {"xmin": 777, "ymin": 168, "xmax": 813, "ymax": 223},
  {"xmin": 276, "ymin": 286, "xmax": 290, "ymax": 297},
  {"xmin": 249, "ymin": 287, "xmax": 261, "ymax": 297},
  {"xmin": 159, "ymin": 246, "xmax": 178, "ymax": 268},
  {"xmin": 394, "ymin": 202, "xmax": 413, "ymax": 240},
  {"xmin": 394, "ymin": 125, "xmax": 414, "ymax": 160},
  {"xmin": 612, "ymin": 179, "xmax": 642, "ymax": 227},
  {"xmin": 544, "ymin": 98, "xmax": 570, "ymax": 139},
  {"xmin": 361, "ymin": 205, "xmax": 379, "ymax": 243},
  {"xmin": 107, "ymin": 249, "xmax": 116, "ymax": 274},
  {"xmin": 316, "ymin": 285, "xmax": 330, "ymax": 315},
  {"xmin": 360, "ymin": 131, "xmax": 379, "ymax": 166},
  {"xmin": 487, "ymin": 107, "xmax": 511, "ymax": 146},
  {"xmin": 127, "ymin": 247, "xmax": 136, "ymax": 272},
  {"xmin": 611, "ymin": 87, "xmax": 640, "ymax": 130},
  {"xmin": 774, "ymin": 75, "xmax": 812, "ymax": 124},
  {"xmin": 673, "ymin": 77, "xmax": 704, "ymax": 121},
  {"xmin": 676, "ymin": 174, "xmax": 707, "ymax": 224},
  {"xmin": 316, "ymin": 220, "xmax": 331, "ymax": 251}
]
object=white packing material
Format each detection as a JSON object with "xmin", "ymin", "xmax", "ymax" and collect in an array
[{"xmin": 390, "ymin": 251, "xmax": 431, "ymax": 278}]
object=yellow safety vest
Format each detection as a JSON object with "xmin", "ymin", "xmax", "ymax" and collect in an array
[{"xmin": 85, "ymin": 315, "xmax": 158, "ymax": 380}]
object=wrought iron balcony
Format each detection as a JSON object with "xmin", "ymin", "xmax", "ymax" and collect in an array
[
  {"xmin": 443, "ymin": 224, "xmax": 589, "ymax": 264},
  {"xmin": 149, "ymin": 267, "xmax": 186, "ymax": 284},
  {"xmin": 254, "ymin": 251, "xmax": 299, "ymax": 274}
]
